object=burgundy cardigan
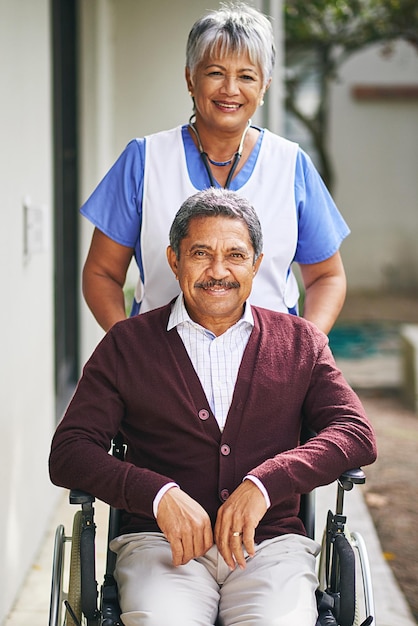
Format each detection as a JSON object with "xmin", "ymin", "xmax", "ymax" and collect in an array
[{"xmin": 49, "ymin": 303, "xmax": 376, "ymax": 542}]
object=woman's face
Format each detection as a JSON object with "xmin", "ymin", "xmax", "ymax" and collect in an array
[{"xmin": 186, "ymin": 51, "xmax": 267, "ymax": 134}]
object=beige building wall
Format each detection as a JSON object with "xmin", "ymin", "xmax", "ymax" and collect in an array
[
  {"xmin": 0, "ymin": 1, "xmax": 58, "ymax": 622},
  {"xmin": 330, "ymin": 41, "xmax": 418, "ymax": 293}
]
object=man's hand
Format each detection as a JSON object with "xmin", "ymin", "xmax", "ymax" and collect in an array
[
  {"xmin": 214, "ymin": 480, "xmax": 267, "ymax": 570},
  {"xmin": 156, "ymin": 487, "xmax": 214, "ymax": 566}
]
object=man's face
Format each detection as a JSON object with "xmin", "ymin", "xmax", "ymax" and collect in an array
[{"xmin": 167, "ymin": 215, "xmax": 262, "ymax": 335}]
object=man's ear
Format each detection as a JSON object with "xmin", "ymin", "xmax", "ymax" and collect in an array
[
  {"xmin": 167, "ymin": 246, "xmax": 179, "ymax": 279},
  {"xmin": 253, "ymin": 253, "xmax": 263, "ymax": 277}
]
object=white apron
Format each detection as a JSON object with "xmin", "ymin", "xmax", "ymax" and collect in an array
[{"xmin": 137, "ymin": 126, "xmax": 299, "ymax": 313}]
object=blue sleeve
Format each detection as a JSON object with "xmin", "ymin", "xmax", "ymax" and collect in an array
[
  {"xmin": 294, "ymin": 149, "xmax": 350, "ymax": 264},
  {"xmin": 80, "ymin": 139, "xmax": 145, "ymax": 248}
]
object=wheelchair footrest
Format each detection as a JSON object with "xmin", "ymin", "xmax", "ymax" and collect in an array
[
  {"xmin": 101, "ymin": 575, "xmax": 123, "ymax": 626},
  {"xmin": 316, "ymin": 590, "xmax": 337, "ymax": 625},
  {"xmin": 316, "ymin": 609, "xmax": 338, "ymax": 626}
]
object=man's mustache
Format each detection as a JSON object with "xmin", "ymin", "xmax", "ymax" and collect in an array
[{"xmin": 194, "ymin": 279, "xmax": 240, "ymax": 289}]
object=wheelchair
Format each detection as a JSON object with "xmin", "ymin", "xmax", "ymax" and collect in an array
[{"xmin": 49, "ymin": 434, "xmax": 375, "ymax": 626}]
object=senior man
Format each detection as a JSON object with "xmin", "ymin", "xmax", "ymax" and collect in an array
[{"xmin": 49, "ymin": 188, "xmax": 376, "ymax": 626}]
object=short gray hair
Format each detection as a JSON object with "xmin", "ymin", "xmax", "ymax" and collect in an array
[
  {"xmin": 186, "ymin": 2, "xmax": 275, "ymax": 87},
  {"xmin": 169, "ymin": 188, "xmax": 263, "ymax": 262}
]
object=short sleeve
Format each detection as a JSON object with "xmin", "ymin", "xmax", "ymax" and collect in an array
[
  {"xmin": 294, "ymin": 149, "xmax": 350, "ymax": 264},
  {"xmin": 80, "ymin": 139, "xmax": 146, "ymax": 248}
]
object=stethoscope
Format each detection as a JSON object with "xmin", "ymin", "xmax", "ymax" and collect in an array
[{"xmin": 188, "ymin": 114, "xmax": 251, "ymax": 189}]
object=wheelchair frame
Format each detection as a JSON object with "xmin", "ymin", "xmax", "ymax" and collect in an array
[{"xmin": 49, "ymin": 435, "xmax": 375, "ymax": 626}]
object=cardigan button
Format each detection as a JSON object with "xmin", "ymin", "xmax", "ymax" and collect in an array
[
  {"xmin": 198, "ymin": 409, "xmax": 210, "ymax": 421},
  {"xmin": 220, "ymin": 489, "xmax": 230, "ymax": 501},
  {"xmin": 221, "ymin": 444, "xmax": 231, "ymax": 456}
]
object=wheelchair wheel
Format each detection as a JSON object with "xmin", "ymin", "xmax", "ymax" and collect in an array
[
  {"xmin": 49, "ymin": 525, "xmax": 66, "ymax": 626},
  {"xmin": 66, "ymin": 510, "xmax": 83, "ymax": 626},
  {"xmin": 318, "ymin": 527, "xmax": 374, "ymax": 626},
  {"xmin": 317, "ymin": 530, "xmax": 355, "ymax": 626},
  {"xmin": 350, "ymin": 531, "xmax": 375, "ymax": 624}
]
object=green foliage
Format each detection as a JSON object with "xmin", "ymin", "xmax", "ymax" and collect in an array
[
  {"xmin": 124, "ymin": 285, "xmax": 135, "ymax": 316},
  {"xmin": 285, "ymin": 0, "xmax": 418, "ymax": 50},
  {"xmin": 284, "ymin": 0, "xmax": 418, "ymax": 188}
]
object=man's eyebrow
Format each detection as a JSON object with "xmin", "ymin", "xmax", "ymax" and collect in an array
[
  {"xmin": 188, "ymin": 243, "xmax": 250, "ymax": 254},
  {"xmin": 189, "ymin": 243, "xmax": 212, "ymax": 251},
  {"xmin": 227, "ymin": 245, "xmax": 250, "ymax": 254}
]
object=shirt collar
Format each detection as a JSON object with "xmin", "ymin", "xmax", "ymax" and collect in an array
[{"xmin": 167, "ymin": 293, "xmax": 254, "ymax": 332}]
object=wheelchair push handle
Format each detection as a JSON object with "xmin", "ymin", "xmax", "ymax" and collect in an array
[
  {"xmin": 69, "ymin": 489, "xmax": 95, "ymax": 505},
  {"xmin": 338, "ymin": 468, "xmax": 366, "ymax": 492}
]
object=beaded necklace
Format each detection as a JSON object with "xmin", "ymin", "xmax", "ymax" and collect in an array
[{"xmin": 188, "ymin": 115, "xmax": 251, "ymax": 188}]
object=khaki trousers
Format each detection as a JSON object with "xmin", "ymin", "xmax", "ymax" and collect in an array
[{"xmin": 110, "ymin": 532, "xmax": 320, "ymax": 626}]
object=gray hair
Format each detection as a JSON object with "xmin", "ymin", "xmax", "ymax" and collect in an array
[
  {"xmin": 169, "ymin": 188, "xmax": 263, "ymax": 262},
  {"xmin": 186, "ymin": 2, "xmax": 275, "ymax": 87}
]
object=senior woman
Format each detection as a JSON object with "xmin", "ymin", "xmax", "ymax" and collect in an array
[{"xmin": 81, "ymin": 2, "xmax": 349, "ymax": 334}]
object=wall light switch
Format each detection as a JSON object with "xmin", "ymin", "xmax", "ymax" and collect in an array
[{"xmin": 23, "ymin": 196, "xmax": 47, "ymax": 259}]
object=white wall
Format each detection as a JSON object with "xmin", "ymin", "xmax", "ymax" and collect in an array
[
  {"xmin": 0, "ymin": 1, "xmax": 58, "ymax": 622},
  {"xmin": 330, "ymin": 41, "xmax": 418, "ymax": 293}
]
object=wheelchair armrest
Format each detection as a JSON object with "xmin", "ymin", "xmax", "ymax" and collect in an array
[
  {"xmin": 338, "ymin": 468, "xmax": 366, "ymax": 491},
  {"xmin": 69, "ymin": 489, "xmax": 95, "ymax": 505}
]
